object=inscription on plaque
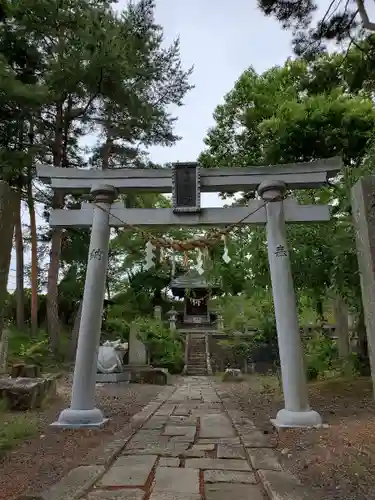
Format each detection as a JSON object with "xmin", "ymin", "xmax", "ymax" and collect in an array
[{"xmin": 172, "ymin": 163, "xmax": 201, "ymax": 213}]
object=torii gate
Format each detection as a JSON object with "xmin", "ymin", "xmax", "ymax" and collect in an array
[{"xmin": 37, "ymin": 157, "xmax": 342, "ymax": 429}]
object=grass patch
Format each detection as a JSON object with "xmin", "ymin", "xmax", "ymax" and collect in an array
[{"xmin": 0, "ymin": 402, "xmax": 39, "ymax": 455}]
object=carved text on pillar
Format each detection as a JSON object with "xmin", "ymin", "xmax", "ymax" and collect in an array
[
  {"xmin": 90, "ymin": 248, "xmax": 105, "ymax": 261},
  {"xmin": 275, "ymin": 244, "xmax": 287, "ymax": 257}
]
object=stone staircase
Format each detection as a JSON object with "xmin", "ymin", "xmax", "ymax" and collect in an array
[{"xmin": 185, "ymin": 333, "xmax": 209, "ymax": 376}]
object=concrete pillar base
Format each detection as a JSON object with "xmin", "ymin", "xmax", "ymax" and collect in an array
[
  {"xmin": 271, "ymin": 408, "xmax": 322, "ymax": 428},
  {"xmin": 51, "ymin": 407, "xmax": 108, "ymax": 429}
]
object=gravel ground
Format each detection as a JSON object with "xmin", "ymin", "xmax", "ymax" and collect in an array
[
  {"xmin": 217, "ymin": 375, "xmax": 375, "ymax": 500},
  {"xmin": 0, "ymin": 376, "xmax": 162, "ymax": 500}
]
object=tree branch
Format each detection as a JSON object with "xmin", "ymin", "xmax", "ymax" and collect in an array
[{"xmin": 356, "ymin": 0, "xmax": 375, "ymax": 30}]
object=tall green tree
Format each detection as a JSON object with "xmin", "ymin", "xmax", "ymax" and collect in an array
[
  {"xmin": 200, "ymin": 51, "xmax": 375, "ymax": 319},
  {"xmin": 0, "ymin": 0, "xmax": 192, "ymax": 354}
]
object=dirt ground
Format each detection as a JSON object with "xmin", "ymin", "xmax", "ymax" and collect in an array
[
  {"xmin": 218, "ymin": 375, "xmax": 375, "ymax": 500},
  {"xmin": 0, "ymin": 377, "xmax": 161, "ymax": 500}
]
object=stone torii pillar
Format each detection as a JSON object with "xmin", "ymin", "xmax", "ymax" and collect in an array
[
  {"xmin": 53, "ymin": 184, "xmax": 117, "ymax": 428},
  {"xmin": 258, "ymin": 180, "xmax": 322, "ymax": 428}
]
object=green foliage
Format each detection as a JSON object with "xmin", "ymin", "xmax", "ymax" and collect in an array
[
  {"xmin": 218, "ymin": 292, "xmax": 278, "ymax": 365},
  {"xmin": 7, "ymin": 327, "xmax": 67, "ymax": 367},
  {"xmin": 302, "ymin": 332, "xmax": 360, "ymax": 381},
  {"xmin": 103, "ymin": 303, "xmax": 130, "ymax": 341},
  {"xmin": 134, "ymin": 317, "xmax": 184, "ymax": 374},
  {"xmin": 200, "ymin": 51, "xmax": 375, "ymax": 317}
]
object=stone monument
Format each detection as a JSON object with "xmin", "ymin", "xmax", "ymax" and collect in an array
[{"xmin": 128, "ymin": 324, "xmax": 148, "ymax": 367}]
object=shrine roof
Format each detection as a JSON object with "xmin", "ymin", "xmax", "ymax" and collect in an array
[{"xmin": 170, "ymin": 270, "xmax": 220, "ymax": 290}]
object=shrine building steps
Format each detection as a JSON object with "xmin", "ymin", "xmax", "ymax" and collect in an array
[{"xmin": 185, "ymin": 332, "xmax": 209, "ymax": 376}]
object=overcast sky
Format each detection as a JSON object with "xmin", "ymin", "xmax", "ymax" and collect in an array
[{"xmin": 8, "ymin": 0, "xmax": 329, "ymax": 290}]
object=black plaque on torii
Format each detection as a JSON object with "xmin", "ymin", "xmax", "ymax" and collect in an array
[{"xmin": 172, "ymin": 162, "xmax": 201, "ymax": 213}]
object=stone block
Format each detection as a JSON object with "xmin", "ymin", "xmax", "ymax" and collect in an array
[
  {"xmin": 200, "ymin": 414, "xmax": 235, "ymax": 438},
  {"xmin": 173, "ymin": 407, "xmax": 191, "ymax": 416},
  {"xmin": 205, "ymin": 483, "xmax": 264, "ymax": 500},
  {"xmin": 185, "ymin": 458, "xmax": 251, "ymax": 471},
  {"xmin": 158, "ymin": 457, "xmax": 180, "ymax": 467},
  {"xmin": 149, "ymin": 493, "xmax": 200, "ymax": 500},
  {"xmin": 217, "ymin": 444, "xmax": 246, "ymax": 459},
  {"xmin": 125, "ymin": 431, "xmax": 168, "ymax": 451},
  {"xmin": 154, "ymin": 405, "xmax": 176, "ymax": 417},
  {"xmin": 258, "ymin": 469, "xmax": 305, "ymax": 500},
  {"xmin": 87, "ymin": 490, "xmax": 145, "ymax": 500},
  {"xmin": 143, "ymin": 417, "xmax": 168, "ymax": 430},
  {"xmin": 0, "ymin": 376, "xmax": 56, "ymax": 411},
  {"xmin": 248, "ymin": 448, "xmax": 282, "ymax": 471},
  {"xmin": 197, "ymin": 437, "xmax": 240, "ymax": 445},
  {"xmin": 20, "ymin": 466, "xmax": 105, "ymax": 500},
  {"xmin": 204, "ymin": 469, "xmax": 257, "ymax": 484},
  {"xmin": 99, "ymin": 455, "xmax": 157, "ymax": 487},
  {"xmin": 181, "ymin": 448, "xmax": 206, "ymax": 458},
  {"xmin": 96, "ymin": 372, "xmax": 131, "ymax": 383},
  {"xmin": 163, "ymin": 425, "xmax": 196, "ymax": 439},
  {"xmin": 152, "ymin": 467, "xmax": 200, "ymax": 494},
  {"xmin": 167, "ymin": 415, "xmax": 197, "ymax": 426},
  {"xmin": 131, "ymin": 368, "xmax": 171, "ymax": 385},
  {"xmin": 191, "ymin": 443, "xmax": 215, "ymax": 452}
]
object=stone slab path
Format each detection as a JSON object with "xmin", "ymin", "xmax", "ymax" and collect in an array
[{"xmin": 24, "ymin": 377, "xmax": 312, "ymax": 500}]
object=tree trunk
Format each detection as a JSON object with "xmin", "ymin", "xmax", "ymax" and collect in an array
[
  {"xmin": 47, "ymin": 224, "xmax": 62, "ymax": 356},
  {"xmin": 14, "ymin": 193, "xmax": 25, "ymax": 330},
  {"xmin": 0, "ymin": 182, "xmax": 18, "ymax": 336},
  {"xmin": 27, "ymin": 183, "xmax": 38, "ymax": 336},
  {"xmin": 46, "ymin": 103, "xmax": 64, "ymax": 356},
  {"xmin": 69, "ymin": 300, "xmax": 83, "ymax": 362},
  {"xmin": 334, "ymin": 295, "xmax": 350, "ymax": 358}
]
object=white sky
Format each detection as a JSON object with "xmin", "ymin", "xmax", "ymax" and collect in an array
[{"xmin": 8, "ymin": 0, "xmax": 335, "ymax": 290}]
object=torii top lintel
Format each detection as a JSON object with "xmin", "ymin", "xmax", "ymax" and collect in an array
[{"xmin": 36, "ymin": 156, "xmax": 342, "ymax": 194}]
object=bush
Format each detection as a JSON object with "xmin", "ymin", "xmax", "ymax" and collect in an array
[
  {"xmin": 133, "ymin": 317, "xmax": 184, "ymax": 374},
  {"xmin": 304, "ymin": 333, "xmax": 339, "ymax": 381}
]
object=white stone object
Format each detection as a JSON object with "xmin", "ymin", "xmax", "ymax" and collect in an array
[
  {"xmin": 222, "ymin": 235, "xmax": 231, "ymax": 263},
  {"xmin": 145, "ymin": 240, "xmax": 155, "ymax": 270},
  {"xmin": 258, "ymin": 180, "xmax": 322, "ymax": 428},
  {"xmin": 224, "ymin": 368, "xmax": 242, "ymax": 377},
  {"xmin": 53, "ymin": 184, "xmax": 117, "ymax": 428},
  {"xmin": 196, "ymin": 249, "xmax": 204, "ymax": 275},
  {"xmin": 97, "ymin": 340, "xmax": 128, "ymax": 374}
]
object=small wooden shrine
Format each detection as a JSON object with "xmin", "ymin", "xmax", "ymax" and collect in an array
[{"xmin": 170, "ymin": 270, "xmax": 220, "ymax": 327}]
